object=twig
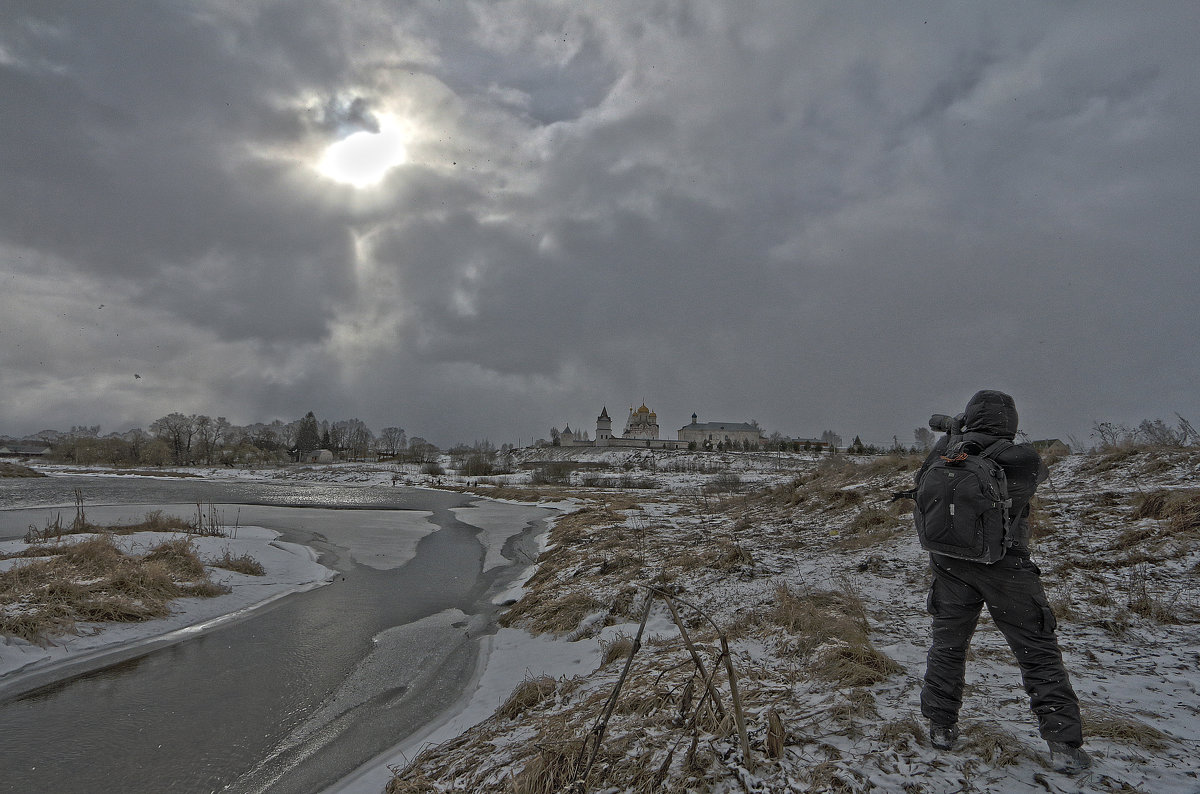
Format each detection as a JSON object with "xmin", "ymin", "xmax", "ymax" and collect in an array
[
  {"xmin": 573, "ymin": 593, "xmax": 654, "ymax": 790},
  {"xmin": 659, "ymin": 592, "xmax": 728, "ymax": 720},
  {"xmin": 650, "ymin": 586, "xmax": 753, "ymax": 772},
  {"xmin": 720, "ymin": 633, "xmax": 754, "ymax": 772}
]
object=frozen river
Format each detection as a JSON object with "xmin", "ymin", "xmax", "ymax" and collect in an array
[{"xmin": 0, "ymin": 474, "xmax": 553, "ymax": 793}]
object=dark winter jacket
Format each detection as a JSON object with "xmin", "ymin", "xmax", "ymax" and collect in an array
[{"xmin": 917, "ymin": 390, "xmax": 1049, "ymax": 555}]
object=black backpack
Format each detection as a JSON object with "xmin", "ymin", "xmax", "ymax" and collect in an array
[{"xmin": 914, "ymin": 440, "xmax": 1014, "ymax": 563}]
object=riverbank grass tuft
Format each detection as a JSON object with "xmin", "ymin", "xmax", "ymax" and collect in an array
[{"xmin": 0, "ymin": 530, "xmax": 233, "ymax": 644}]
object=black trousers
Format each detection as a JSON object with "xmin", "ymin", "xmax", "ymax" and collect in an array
[{"xmin": 921, "ymin": 553, "xmax": 1083, "ymax": 746}]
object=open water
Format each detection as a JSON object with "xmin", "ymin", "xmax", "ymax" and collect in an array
[{"xmin": 0, "ymin": 474, "xmax": 551, "ymax": 793}]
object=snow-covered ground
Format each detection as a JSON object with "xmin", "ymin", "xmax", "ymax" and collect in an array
[
  {"xmin": 361, "ymin": 446, "xmax": 1200, "ymax": 793},
  {"xmin": 8, "ymin": 449, "xmax": 1199, "ymax": 793}
]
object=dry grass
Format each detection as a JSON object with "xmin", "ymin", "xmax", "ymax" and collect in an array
[
  {"xmin": 711, "ymin": 539, "xmax": 754, "ymax": 570},
  {"xmin": 500, "ymin": 591, "xmax": 606, "ymax": 634},
  {"xmin": 1132, "ymin": 489, "xmax": 1200, "ymax": 534},
  {"xmin": 599, "ymin": 632, "xmax": 635, "ymax": 667},
  {"xmin": 382, "ymin": 774, "xmax": 438, "ymax": 794},
  {"xmin": 878, "ymin": 716, "xmax": 925, "ymax": 749},
  {"xmin": 22, "ymin": 508, "xmax": 203, "ymax": 544},
  {"xmin": 1079, "ymin": 444, "xmax": 1153, "ymax": 473},
  {"xmin": 855, "ymin": 454, "xmax": 923, "ymax": 478},
  {"xmin": 1125, "ymin": 568, "xmax": 1186, "ymax": 624},
  {"xmin": 497, "ymin": 675, "xmax": 558, "ymax": 721},
  {"xmin": 838, "ymin": 507, "xmax": 904, "ymax": 551},
  {"xmin": 768, "ymin": 581, "xmax": 901, "ymax": 685},
  {"xmin": 143, "ymin": 537, "xmax": 207, "ymax": 579},
  {"xmin": 770, "ymin": 584, "xmax": 869, "ymax": 653},
  {"xmin": 113, "ymin": 510, "xmax": 196, "ymax": 534},
  {"xmin": 845, "ymin": 507, "xmax": 900, "ymax": 535},
  {"xmin": 813, "ymin": 642, "xmax": 904, "ymax": 687},
  {"xmin": 959, "ymin": 721, "xmax": 1040, "ymax": 767},
  {"xmin": 509, "ymin": 742, "xmax": 583, "ymax": 794},
  {"xmin": 1082, "ymin": 705, "xmax": 1172, "ymax": 751},
  {"xmin": 0, "ymin": 462, "xmax": 46, "ymax": 478},
  {"xmin": 212, "ymin": 549, "xmax": 266, "ymax": 575},
  {"xmin": 0, "ymin": 533, "xmax": 231, "ymax": 643}
]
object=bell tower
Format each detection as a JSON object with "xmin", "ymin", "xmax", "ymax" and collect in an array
[{"xmin": 596, "ymin": 406, "xmax": 612, "ymax": 446}]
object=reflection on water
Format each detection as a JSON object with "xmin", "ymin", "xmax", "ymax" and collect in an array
[{"xmin": 0, "ymin": 474, "xmax": 551, "ymax": 794}]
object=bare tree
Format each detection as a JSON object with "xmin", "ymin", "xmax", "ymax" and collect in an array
[
  {"xmin": 1135, "ymin": 418, "xmax": 1184, "ymax": 447},
  {"xmin": 150, "ymin": 412, "xmax": 197, "ymax": 465},
  {"xmin": 338, "ymin": 419, "xmax": 373, "ymax": 460},
  {"xmin": 1090, "ymin": 421, "xmax": 1131, "ymax": 450},
  {"xmin": 379, "ymin": 427, "xmax": 407, "ymax": 457},
  {"xmin": 194, "ymin": 415, "xmax": 214, "ymax": 464},
  {"xmin": 406, "ymin": 437, "xmax": 439, "ymax": 464}
]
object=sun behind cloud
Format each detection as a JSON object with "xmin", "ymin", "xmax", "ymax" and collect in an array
[{"xmin": 316, "ymin": 114, "xmax": 409, "ymax": 188}]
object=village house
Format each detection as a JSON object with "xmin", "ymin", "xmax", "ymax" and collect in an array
[{"xmin": 0, "ymin": 442, "xmax": 52, "ymax": 458}]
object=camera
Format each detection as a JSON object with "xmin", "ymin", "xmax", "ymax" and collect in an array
[{"xmin": 929, "ymin": 413, "xmax": 964, "ymax": 434}]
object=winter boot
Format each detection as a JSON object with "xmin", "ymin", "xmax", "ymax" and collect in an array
[
  {"xmin": 1048, "ymin": 741, "xmax": 1092, "ymax": 774},
  {"xmin": 929, "ymin": 723, "xmax": 958, "ymax": 750}
]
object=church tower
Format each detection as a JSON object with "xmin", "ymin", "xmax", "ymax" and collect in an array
[{"xmin": 596, "ymin": 406, "xmax": 612, "ymax": 446}]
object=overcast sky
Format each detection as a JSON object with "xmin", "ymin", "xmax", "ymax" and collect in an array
[{"xmin": 2, "ymin": 2, "xmax": 1197, "ymax": 448}]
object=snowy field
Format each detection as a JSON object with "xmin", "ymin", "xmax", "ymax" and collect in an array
[{"xmin": 6, "ymin": 449, "xmax": 1199, "ymax": 793}]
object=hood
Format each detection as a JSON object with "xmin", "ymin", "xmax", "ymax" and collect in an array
[{"xmin": 962, "ymin": 390, "xmax": 1018, "ymax": 440}]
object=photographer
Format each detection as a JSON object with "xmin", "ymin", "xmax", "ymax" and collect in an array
[{"xmin": 909, "ymin": 390, "xmax": 1090, "ymax": 773}]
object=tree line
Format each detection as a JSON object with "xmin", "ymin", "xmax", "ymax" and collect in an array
[{"xmin": 40, "ymin": 412, "xmax": 437, "ymax": 467}]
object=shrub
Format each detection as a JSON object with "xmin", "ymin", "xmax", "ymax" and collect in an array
[
  {"xmin": 459, "ymin": 453, "xmax": 495, "ymax": 477},
  {"xmin": 704, "ymin": 472, "xmax": 742, "ymax": 494},
  {"xmin": 212, "ymin": 549, "xmax": 266, "ymax": 576},
  {"xmin": 530, "ymin": 462, "xmax": 573, "ymax": 485}
]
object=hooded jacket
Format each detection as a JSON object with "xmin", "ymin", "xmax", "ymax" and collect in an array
[{"xmin": 918, "ymin": 390, "xmax": 1048, "ymax": 555}]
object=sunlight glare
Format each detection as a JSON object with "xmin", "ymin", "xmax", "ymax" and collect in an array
[{"xmin": 317, "ymin": 114, "xmax": 409, "ymax": 188}]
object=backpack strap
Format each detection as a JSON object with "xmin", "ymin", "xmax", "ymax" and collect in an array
[
  {"xmin": 979, "ymin": 440, "xmax": 1014, "ymax": 515},
  {"xmin": 979, "ymin": 440, "xmax": 1012, "ymax": 460}
]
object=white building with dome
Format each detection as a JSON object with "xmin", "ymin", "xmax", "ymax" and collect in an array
[{"xmin": 558, "ymin": 404, "xmax": 689, "ymax": 449}]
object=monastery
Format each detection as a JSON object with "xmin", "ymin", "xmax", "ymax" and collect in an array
[{"xmin": 558, "ymin": 404, "xmax": 765, "ymax": 450}]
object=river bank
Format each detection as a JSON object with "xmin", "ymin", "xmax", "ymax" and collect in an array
[
  {"xmin": 0, "ymin": 465, "xmax": 563, "ymax": 792},
  {"xmin": 0, "ymin": 524, "xmax": 334, "ymax": 692}
]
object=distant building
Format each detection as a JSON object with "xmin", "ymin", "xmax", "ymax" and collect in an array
[
  {"xmin": 303, "ymin": 449, "xmax": 335, "ymax": 464},
  {"xmin": 559, "ymin": 404, "xmax": 689, "ymax": 450},
  {"xmin": 0, "ymin": 443, "xmax": 51, "ymax": 458},
  {"xmin": 1033, "ymin": 439, "xmax": 1071, "ymax": 456},
  {"xmin": 623, "ymin": 403, "xmax": 660, "ymax": 439},
  {"xmin": 677, "ymin": 414, "xmax": 765, "ymax": 450}
]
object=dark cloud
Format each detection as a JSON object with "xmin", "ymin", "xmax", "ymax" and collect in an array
[{"xmin": 1, "ymin": 1, "xmax": 1198, "ymax": 447}]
